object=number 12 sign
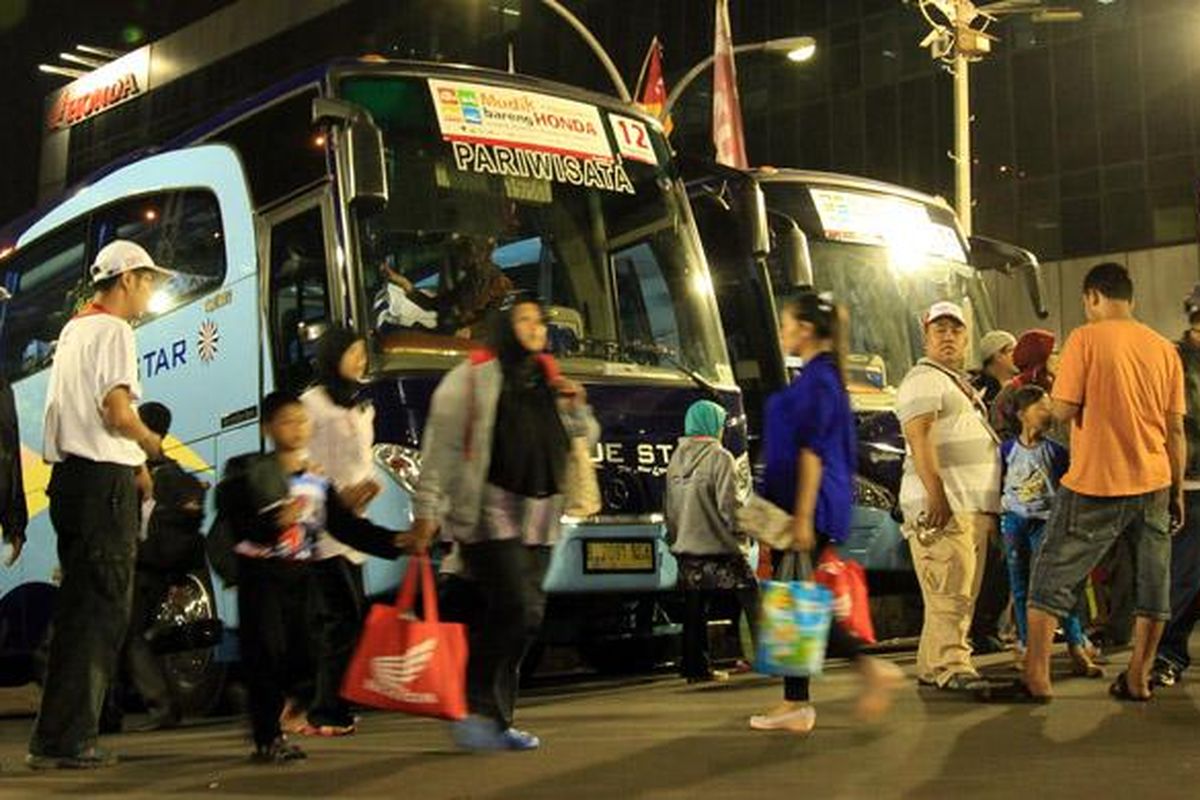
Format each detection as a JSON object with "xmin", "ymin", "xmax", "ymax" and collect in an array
[{"xmin": 609, "ymin": 114, "xmax": 658, "ymax": 165}]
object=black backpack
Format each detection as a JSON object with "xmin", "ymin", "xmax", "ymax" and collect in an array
[{"xmin": 204, "ymin": 453, "xmax": 291, "ymax": 587}]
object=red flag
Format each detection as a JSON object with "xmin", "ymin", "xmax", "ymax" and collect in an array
[
  {"xmin": 636, "ymin": 37, "xmax": 673, "ymax": 136},
  {"xmin": 712, "ymin": 0, "xmax": 748, "ymax": 169}
]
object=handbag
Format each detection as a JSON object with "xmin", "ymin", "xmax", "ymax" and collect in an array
[
  {"xmin": 815, "ymin": 547, "xmax": 876, "ymax": 644},
  {"xmin": 562, "ymin": 434, "xmax": 602, "ymax": 517},
  {"xmin": 341, "ymin": 556, "xmax": 468, "ymax": 720},
  {"xmin": 735, "ymin": 494, "xmax": 795, "ymax": 550},
  {"xmin": 754, "ymin": 551, "xmax": 833, "ymax": 678}
]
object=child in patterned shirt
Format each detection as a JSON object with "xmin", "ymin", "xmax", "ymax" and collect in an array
[{"xmin": 1000, "ymin": 385, "xmax": 1101, "ymax": 678}]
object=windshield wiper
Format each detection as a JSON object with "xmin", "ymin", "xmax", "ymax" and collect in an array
[
  {"xmin": 570, "ymin": 337, "xmax": 722, "ymax": 397},
  {"xmin": 621, "ymin": 341, "xmax": 722, "ymax": 398}
]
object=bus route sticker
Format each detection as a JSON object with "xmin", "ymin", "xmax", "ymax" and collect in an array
[
  {"xmin": 429, "ymin": 78, "xmax": 636, "ymax": 195},
  {"xmin": 608, "ymin": 114, "xmax": 658, "ymax": 165}
]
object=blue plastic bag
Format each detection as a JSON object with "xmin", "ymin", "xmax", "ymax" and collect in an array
[{"xmin": 755, "ymin": 553, "xmax": 833, "ymax": 678}]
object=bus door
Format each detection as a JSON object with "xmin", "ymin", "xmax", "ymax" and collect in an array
[
  {"xmin": 261, "ymin": 192, "xmax": 338, "ymax": 394},
  {"xmin": 260, "ymin": 189, "xmax": 407, "ymax": 596}
]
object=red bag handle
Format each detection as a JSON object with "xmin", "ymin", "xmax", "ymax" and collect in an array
[{"xmin": 395, "ymin": 555, "xmax": 440, "ymax": 624}]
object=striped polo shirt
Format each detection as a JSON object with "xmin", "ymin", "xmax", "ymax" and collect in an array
[{"xmin": 897, "ymin": 361, "xmax": 1002, "ymax": 527}]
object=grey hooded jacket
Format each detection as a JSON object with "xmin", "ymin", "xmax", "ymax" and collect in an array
[
  {"xmin": 412, "ymin": 357, "xmax": 600, "ymax": 542},
  {"xmin": 664, "ymin": 437, "xmax": 743, "ymax": 556}
]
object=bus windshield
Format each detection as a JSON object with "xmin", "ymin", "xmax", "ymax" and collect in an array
[
  {"xmin": 762, "ymin": 182, "xmax": 993, "ymax": 399},
  {"xmin": 339, "ymin": 75, "xmax": 731, "ymax": 386}
]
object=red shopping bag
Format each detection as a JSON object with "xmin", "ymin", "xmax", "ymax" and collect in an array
[
  {"xmin": 341, "ymin": 556, "xmax": 468, "ymax": 720},
  {"xmin": 816, "ymin": 547, "xmax": 876, "ymax": 645}
]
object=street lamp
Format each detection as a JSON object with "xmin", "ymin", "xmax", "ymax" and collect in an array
[
  {"xmin": 911, "ymin": 0, "xmax": 1081, "ymax": 235},
  {"xmin": 662, "ymin": 36, "xmax": 817, "ymax": 120}
]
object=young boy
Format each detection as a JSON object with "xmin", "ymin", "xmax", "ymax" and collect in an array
[
  {"xmin": 119, "ymin": 402, "xmax": 208, "ymax": 732},
  {"xmin": 221, "ymin": 391, "xmax": 410, "ymax": 763},
  {"xmin": 1000, "ymin": 385, "xmax": 1100, "ymax": 678},
  {"xmin": 664, "ymin": 400, "xmax": 756, "ymax": 684}
]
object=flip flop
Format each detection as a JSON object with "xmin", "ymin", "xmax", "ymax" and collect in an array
[
  {"xmin": 976, "ymin": 679, "xmax": 1052, "ymax": 704},
  {"xmin": 1109, "ymin": 671, "xmax": 1152, "ymax": 702}
]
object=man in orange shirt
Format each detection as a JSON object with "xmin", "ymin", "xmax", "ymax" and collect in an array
[{"xmin": 989, "ymin": 263, "xmax": 1186, "ymax": 703}]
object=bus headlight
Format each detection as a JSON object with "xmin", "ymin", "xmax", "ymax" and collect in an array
[{"xmin": 373, "ymin": 444, "xmax": 422, "ymax": 494}]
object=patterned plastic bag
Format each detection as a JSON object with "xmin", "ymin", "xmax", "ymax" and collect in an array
[{"xmin": 755, "ymin": 552, "xmax": 833, "ymax": 678}]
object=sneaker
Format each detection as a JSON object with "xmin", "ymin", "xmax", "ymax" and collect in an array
[
  {"xmin": 500, "ymin": 727, "xmax": 541, "ymax": 750},
  {"xmin": 250, "ymin": 736, "xmax": 307, "ymax": 764},
  {"xmin": 938, "ymin": 673, "xmax": 992, "ymax": 692},
  {"xmin": 451, "ymin": 715, "xmax": 507, "ymax": 751},
  {"xmin": 749, "ymin": 705, "xmax": 816, "ymax": 733},
  {"xmin": 1150, "ymin": 660, "xmax": 1183, "ymax": 689},
  {"xmin": 26, "ymin": 747, "xmax": 119, "ymax": 770}
]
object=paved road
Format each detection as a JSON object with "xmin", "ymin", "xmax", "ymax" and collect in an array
[{"xmin": 1, "ymin": 641, "xmax": 1198, "ymax": 799}]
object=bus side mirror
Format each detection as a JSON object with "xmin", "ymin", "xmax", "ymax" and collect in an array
[
  {"xmin": 968, "ymin": 235, "xmax": 1049, "ymax": 319},
  {"xmin": 736, "ymin": 180, "xmax": 770, "ymax": 259},
  {"xmin": 312, "ymin": 98, "xmax": 389, "ymax": 215},
  {"xmin": 772, "ymin": 215, "xmax": 814, "ymax": 288}
]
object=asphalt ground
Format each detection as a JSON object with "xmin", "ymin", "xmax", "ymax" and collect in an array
[{"xmin": 0, "ymin": 638, "xmax": 1198, "ymax": 799}]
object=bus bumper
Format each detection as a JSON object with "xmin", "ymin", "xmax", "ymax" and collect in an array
[
  {"xmin": 543, "ymin": 521, "xmax": 678, "ymax": 594},
  {"xmin": 836, "ymin": 505, "xmax": 912, "ymax": 573}
]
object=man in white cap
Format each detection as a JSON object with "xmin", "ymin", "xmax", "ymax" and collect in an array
[
  {"xmin": 896, "ymin": 301, "xmax": 1002, "ymax": 691},
  {"xmin": 971, "ymin": 329, "xmax": 1017, "ymax": 410},
  {"xmin": 28, "ymin": 240, "xmax": 172, "ymax": 769}
]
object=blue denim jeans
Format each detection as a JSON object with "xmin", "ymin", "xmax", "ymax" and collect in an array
[
  {"xmin": 1001, "ymin": 512, "xmax": 1086, "ymax": 647},
  {"xmin": 1028, "ymin": 488, "xmax": 1172, "ymax": 622},
  {"xmin": 1156, "ymin": 491, "xmax": 1200, "ymax": 671}
]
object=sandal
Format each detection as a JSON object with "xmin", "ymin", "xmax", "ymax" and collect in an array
[
  {"xmin": 1068, "ymin": 646, "xmax": 1105, "ymax": 680},
  {"xmin": 976, "ymin": 679, "xmax": 1052, "ymax": 704},
  {"xmin": 1108, "ymin": 671, "xmax": 1152, "ymax": 702}
]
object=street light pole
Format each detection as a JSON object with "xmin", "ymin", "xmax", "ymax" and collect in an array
[
  {"xmin": 953, "ymin": 46, "xmax": 972, "ymax": 235},
  {"xmin": 539, "ymin": 0, "xmax": 632, "ymax": 102},
  {"xmin": 915, "ymin": 0, "xmax": 1082, "ymax": 236}
]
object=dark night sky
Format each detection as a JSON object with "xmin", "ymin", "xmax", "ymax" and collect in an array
[
  {"xmin": 2, "ymin": 1, "xmax": 1192, "ymax": 262},
  {"xmin": 0, "ymin": 0, "xmax": 228, "ymax": 223}
]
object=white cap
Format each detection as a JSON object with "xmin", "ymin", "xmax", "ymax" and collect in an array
[
  {"xmin": 90, "ymin": 240, "xmax": 174, "ymax": 285},
  {"xmin": 978, "ymin": 330, "xmax": 1016, "ymax": 363},
  {"xmin": 924, "ymin": 300, "xmax": 966, "ymax": 327}
]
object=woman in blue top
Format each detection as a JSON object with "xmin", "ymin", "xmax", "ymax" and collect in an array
[{"xmin": 751, "ymin": 293, "xmax": 902, "ymax": 734}]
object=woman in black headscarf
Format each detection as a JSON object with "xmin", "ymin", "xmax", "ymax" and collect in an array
[
  {"xmin": 297, "ymin": 326, "xmax": 381, "ymax": 736},
  {"xmin": 410, "ymin": 292, "xmax": 599, "ymax": 751}
]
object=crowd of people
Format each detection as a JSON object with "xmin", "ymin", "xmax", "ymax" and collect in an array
[
  {"xmin": 15, "ymin": 241, "xmax": 595, "ymax": 767},
  {"xmin": 8, "ymin": 238, "xmax": 1199, "ymax": 770},
  {"xmin": 665, "ymin": 260, "xmax": 1197, "ymax": 727},
  {"xmin": 906, "ymin": 262, "xmax": 1194, "ymax": 704}
]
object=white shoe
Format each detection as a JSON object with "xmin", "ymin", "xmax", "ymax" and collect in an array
[{"xmin": 749, "ymin": 705, "xmax": 816, "ymax": 733}]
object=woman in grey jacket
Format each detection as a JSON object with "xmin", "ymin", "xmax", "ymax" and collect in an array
[
  {"xmin": 409, "ymin": 292, "xmax": 598, "ymax": 752},
  {"xmin": 666, "ymin": 400, "xmax": 756, "ymax": 683}
]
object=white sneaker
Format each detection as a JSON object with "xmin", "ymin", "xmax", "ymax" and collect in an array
[{"xmin": 749, "ymin": 705, "xmax": 816, "ymax": 733}]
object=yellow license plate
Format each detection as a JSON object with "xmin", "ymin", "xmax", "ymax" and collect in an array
[{"xmin": 583, "ymin": 540, "xmax": 656, "ymax": 573}]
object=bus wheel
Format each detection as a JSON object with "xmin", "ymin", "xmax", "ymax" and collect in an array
[{"xmin": 154, "ymin": 572, "xmax": 227, "ymax": 717}]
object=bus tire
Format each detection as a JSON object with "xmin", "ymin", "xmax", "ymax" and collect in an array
[{"xmin": 155, "ymin": 571, "xmax": 227, "ymax": 717}]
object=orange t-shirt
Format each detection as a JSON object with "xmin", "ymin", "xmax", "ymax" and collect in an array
[{"xmin": 1053, "ymin": 319, "xmax": 1186, "ymax": 497}]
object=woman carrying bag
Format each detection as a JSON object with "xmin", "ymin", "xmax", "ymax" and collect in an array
[
  {"xmin": 751, "ymin": 293, "xmax": 902, "ymax": 734},
  {"xmin": 409, "ymin": 291, "xmax": 599, "ymax": 752},
  {"xmin": 299, "ymin": 327, "xmax": 382, "ymax": 736}
]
